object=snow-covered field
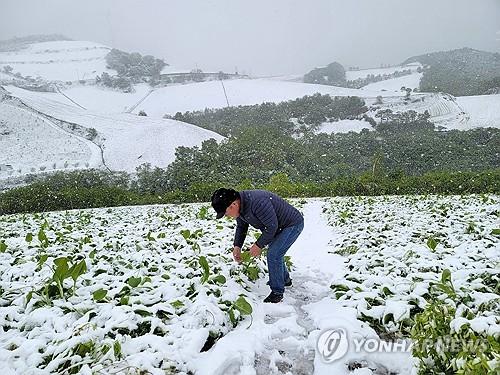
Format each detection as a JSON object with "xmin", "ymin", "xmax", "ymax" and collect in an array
[
  {"xmin": 361, "ymin": 73, "xmax": 423, "ymax": 93},
  {"xmin": 126, "ymin": 79, "xmax": 403, "ymax": 117},
  {"xmin": 0, "ymin": 102, "xmax": 100, "ymax": 178},
  {"xmin": 1, "ymin": 195, "xmax": 498, "ymax": 374},
  {"xmin": 345, "ymin": 63, "xmax": 421, "ymax": 81},
  {"xmin": 2, "ymin": 86, "xmax": 224, "ymax": 173},
  {"xmin": 60, "ymin": 84, "xmax": 153, "ymax": 113},
  {"xmin": 457, "ymin": 94, "xmax": 500, "ymax": 129},
  {"xmin": 0, "ymin": 41, "xmax": 113, "ymax": 82}
]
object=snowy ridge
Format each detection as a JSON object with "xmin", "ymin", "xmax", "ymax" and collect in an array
[
  {"xmin": 0, "ymin": 101, "xmax": 101, "ymax": 180},
  {"xmin": 345, "ymin": 63, "xmax": 421, "ymax": 81},
  {"xmin": 0, "ymin": 41, "xmax": 113, "ymax": 82},
  {"xmin": 2, "ymin": 85, "xmax": 224, "ymax": 174}
]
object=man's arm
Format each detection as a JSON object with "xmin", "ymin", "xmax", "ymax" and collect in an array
[
  {"xmin": 253, "ymin": 198, "xmax": 279, "ymax": 249},
  {"xmin": 233, "ymin": 217, "xmax": 249, "ymax": 248}
]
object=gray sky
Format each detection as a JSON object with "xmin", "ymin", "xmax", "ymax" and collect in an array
[{"xmin": 1, "ymin": 0, "xmax": 499, "ymax": 75}]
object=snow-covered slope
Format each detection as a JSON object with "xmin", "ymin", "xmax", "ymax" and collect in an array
[
  {"xmin": 361, "ymin": 72, "xmax": 423, "ymax": 93},
  {"xmin": 3, "ymin": 85, "xmax": 224, "ymax": 174},
  {"xmin": 0, "ymin": 102, "xmax": 101, "ymax": 179},
  {"xmin": 345, "ymin": 63, "xmax": 421, "ymax": 81},
  {"xmin": 457, "ymin": 94, "xmax": 500, "ymax": 129},
  {"xmin": 130, "ymin": 78, "xmax": 401, "ymax": 117},
  {"xmin": 0, "ymin": 41, "xmax": 113, "ymax": 82},
  {"xmin": 60, "ymin": 84, "xmax": 153, "ymax": 113}
]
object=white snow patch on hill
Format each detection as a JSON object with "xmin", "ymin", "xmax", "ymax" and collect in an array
[
  {"xmin": 134, "ymin": 78, "xmax": 400, "ymax": 117},
  {"xmin": 61, "ymin": 84, "xmax": 152, "ymax": 113},
  {"xmin": 361, "ymin": 72, "xmax": 423, "ymax": 93},
  {"xmin": 345, "ymin": 63, "xmax": 421, "ymax": 81},
  {"xmin": 457, "ymin": 94, "xmax": 500, "ymax": 129},
  {"xmin": 317, "ymin": 119, "xmax": 373, "ymax": 134},
  {"xmin": 4, "ymin": 85, "xmax": 224, "ymax": 173},
  {"xmin": 0, "ymin": 102, "xmax": 100, "ymax": 179},
  {"xmin": 0, "ymin": 41, "xmax": 113, "ymax": 82}
]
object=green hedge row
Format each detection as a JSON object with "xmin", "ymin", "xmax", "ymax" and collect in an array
[{"xmin": 1, "ymin": 169, "xmax": 498, "ymax": 215}]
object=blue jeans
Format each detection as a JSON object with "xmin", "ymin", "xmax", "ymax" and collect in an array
[{"xmin": 267, "ymin": 220, "xmax": 304, "ymax": 295}]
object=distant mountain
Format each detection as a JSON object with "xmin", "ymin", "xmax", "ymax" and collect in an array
[
  {"xmin": 402, "ymin": 47, "xmax": 500, "ymax": 96},
  {"xmin": 0, "ymin": 36, "xmax": 168, "ymax": 89},
  {"xmin": 0, "ymin": 34, "xmax": 72, "ymax": 52}
]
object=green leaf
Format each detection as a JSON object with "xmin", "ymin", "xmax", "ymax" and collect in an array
[
  {"xmin": 441, "ymin": 269, "xmax": 452, "ymax": 284},
  {"xmin": 246, "ymin": 266, "xmax": 259, "ymax": 281},
  {"xmin": 426, "ymin": 237, "xmax": 438, "ymax": 251},
  {"xmin": 53, "ymin": 257, "xmax": 70, "ymax": 282},
  {"xmin": 26, "ymin": 291, "xmax": 33, "ymax": 304},
  {"xmin": 180, "ymin": 229, "xmax": 191, "ymax": 240},
  {"xmin": 38, "ymin": 229, "xmax": 49, "ymax": 247},
  {"xmin": 199, "ymin": 256, "xmax": 210, "ymax": 283},
  {"xmin": 134, "ymin": 309, "xmax": 152, "ymax": 317},
  {"xmin": 93, "ymin": 288, "xmax": 107, "ymax": 301},
  {"xmin": 25, "ymin": 232, "xmax": 33, "ymax": 242},
  {"xmin": 0, "ymin": 241, "xmax": 7, "ymax": 253},
  {"xmin": 141, "ymin": 276, "xmax": 152, "ymax": 285},
  {"xmin": 89, "ymin": 249, "xmax": 96, "ymax": 259},
  {"xmin": 233, "ymin": 296, "xmax": 252, "ymax": 315},
  {"xmin": 211, "ymin": 275, "xmax": 226, "ymax": 285},
  {"xmin": 70, "ymin": 260, "xmax": 87, "ymax": 283},
  {"xmin": 490, "ymin": 228, "xmax": 500, "ymax": 236},
  {"xmin": 240, "ymin": 252, "xmax": 252, "ymax": 263},
  {"xmin": 113, "ymin": 341, "xmax": 121, "ymax": 359},
  {"xmin": 382, "ymin": 286, "xmax": 394, "ymax": 296},
  {"xmin": 146, "ymin": 231, "xmax": 156, "ymax": 241},
  {"xmin": 170, "ymin": 300, "xmax": 184, "ymax": 309},
  {"xmin": 37, "ymin": 254, "xmax": 49, "ymax": 269},
  {"xmin": 119, "ymin": 295, "xmax": 129, "ymax": 305},
  {"xmin": 127, "ymin": 276, "xmax": 141, "ymax": 288},
  {"xmin": 53, "ymin": 257, "xmax": 68, "ymax": 269}
]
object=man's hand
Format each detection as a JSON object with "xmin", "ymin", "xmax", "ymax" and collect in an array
[
  {"xmin": 233, "ymin": 246, "xmax": 242, "ymax": 263},
  {"xmin": 249, "ymin": 243, "xmax": 262, "ymax": 257}
]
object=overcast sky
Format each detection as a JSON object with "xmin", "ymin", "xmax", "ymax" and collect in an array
[{"xmin": 1, "ymin": 0, "xmax": 499, "ymax": 75}]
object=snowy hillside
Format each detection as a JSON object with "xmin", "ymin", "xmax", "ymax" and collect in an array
[
  {"xmin": 2, "ymin": 85, "xmax": 224, "ymax": 175},
  {"xmin": 124, "ymin": 79, "xmax": 400, "ymax": 117},
  {"xmin": 345, "ymin": 63, "xmax": 421, "ymax": 81},
  {"xmin": 59, "ymin": 84, "xmax": 153, "ymax": 113},
  {"xmin": 361, "ymin": 72, "xmax": 423, "ymax": 93},
  {"xmin": 0, "ymin": 102, "xmax": 101, "ymax": 179},
  {"xmin": 457, "ymin": 94, "xmax": 500, "ymax": 129},
  {"xmin": 0, "ymin": 41, "xmax": 113, "ymax": 82}
]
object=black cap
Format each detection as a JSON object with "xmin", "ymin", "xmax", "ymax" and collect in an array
[{"xmin": 211, "ymin": 188, "xmax": 240, "ymax": 219}]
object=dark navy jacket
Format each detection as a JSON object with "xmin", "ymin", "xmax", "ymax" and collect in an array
[{"xmin": 233, "ymin": 190, "xmax": 303, "ymax": 249}]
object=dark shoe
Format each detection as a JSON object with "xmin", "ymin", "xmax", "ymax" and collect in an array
[
  {"xmin": 264, "ymin": 292, "xmax": 283, "ymax": 303},
  {"xmin": 266, "ymin": 279, "xmax": 292, "ymax": 287}
]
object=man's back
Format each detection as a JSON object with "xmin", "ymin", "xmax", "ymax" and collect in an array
[
  {"xmin": 239, "ymin": 189, "xmax": 303, "ymax": 229},
  {"xmin": 234, "ymin": 190, "xmax": 303, "ymax": 249}
]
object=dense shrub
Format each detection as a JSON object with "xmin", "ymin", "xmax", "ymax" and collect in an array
[
  {"xmin": 411, "ymin": 270, "xmax": 499, "ymax": 374},
  {"xmin": 303, "ymin": 62, "xmax": 346, "ymax": 86},
  {"xmin": 173, "ymin": 94, "xmax": 367, "ymax": 136},
  {"xmin": 1, "ymin": 169, "xmax": 498, "ymax": 215}
]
